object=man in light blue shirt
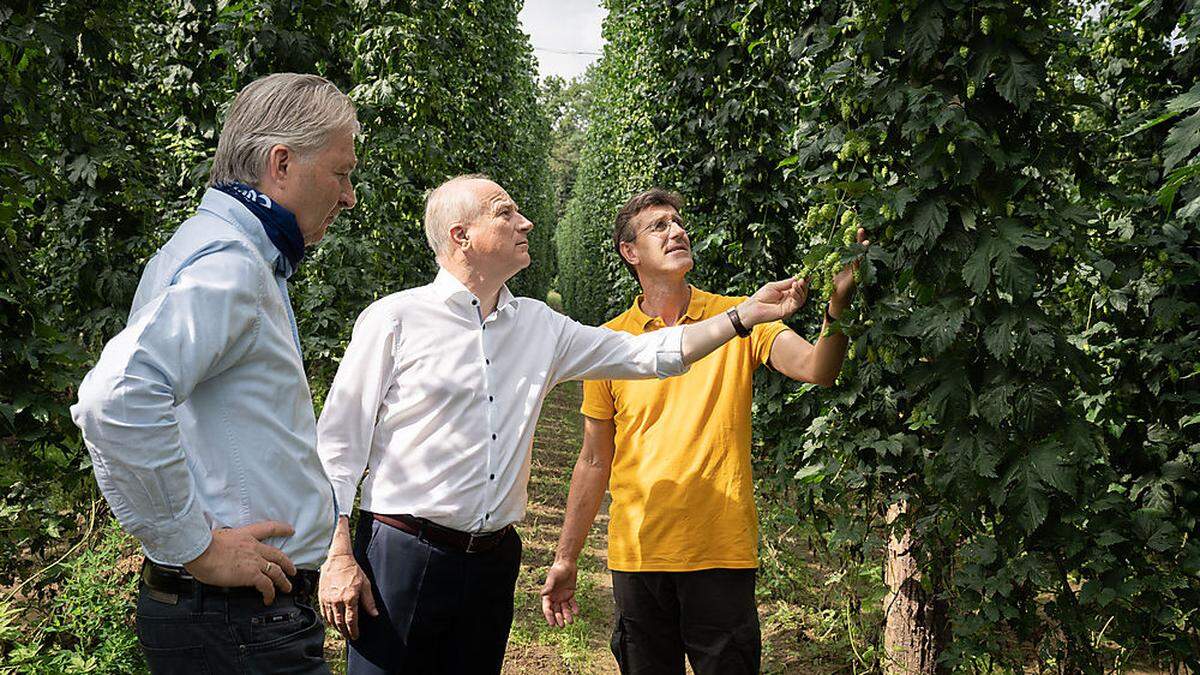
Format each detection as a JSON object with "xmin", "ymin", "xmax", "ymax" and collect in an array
[{"xmin": 71, "ymin": 72, "xmax": 359, "ymax": 674}]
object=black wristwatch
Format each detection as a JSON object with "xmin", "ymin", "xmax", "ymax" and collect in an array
[
  {"xmin": 825, "ymin": 305, "xmax": 839, "ymax": 325},
  {"xmin": 727, "ymin": 307, "xmax": 751, "ymax": 338}
]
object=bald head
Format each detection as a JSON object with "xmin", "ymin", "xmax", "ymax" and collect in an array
[{"xmin": 424, "ymin": 174, "xmax": 494, "ymax": 257}]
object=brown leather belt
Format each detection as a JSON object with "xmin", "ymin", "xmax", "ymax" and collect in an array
[
  {"xmin": 372, "ymin": 512, "xmax": 511, "ymax": 554},
  {"xmin": 141, "ymin": 558, "xmax": 320, "ymax": 599}
]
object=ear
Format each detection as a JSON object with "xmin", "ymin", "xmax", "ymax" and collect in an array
[
  {"xmin": 450, "ymin": 223, "xmax": 470, "ymax": 250},
  {"xmin": 265, "ymin": 144, "xmax": 292, "ymax": 187},
  {"xmin": 619, "ymin": 240, "xmax": 639, "ymax": 267}
]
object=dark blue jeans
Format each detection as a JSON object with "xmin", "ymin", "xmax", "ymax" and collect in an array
[
  {"xmin": 135, "ymin": 581, "xmax": 329, "ymax": 674},
  {"xmin": 347, "ymin": 516, "xmax": 522, "ymax": 674}
]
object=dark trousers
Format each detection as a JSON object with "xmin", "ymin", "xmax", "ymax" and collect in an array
[
  {"xmin": 347, "ymin": 515, "xmax": 522, "ymax": 674},
  {"xmin": 135, "ymin": 580, "xmax": 329, "ymax": 674},
  {"xmin": 610, "ymin": 568, "xmax": 760, "ymax": 675}
]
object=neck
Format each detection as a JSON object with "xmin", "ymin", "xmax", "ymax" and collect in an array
[
  {"xmin": 637, "ymin": 273, "xmax": 691, "ymax": 326},
  {"xmin": 254, "ymin": 180, "xmax": 292, "ymax": 213},
  {"xmin": 441, "ymin": 255, "xmax": 505, "ymax": 316}
]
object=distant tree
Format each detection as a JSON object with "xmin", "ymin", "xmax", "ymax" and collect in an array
[{"xmin": 540, "ymin": 70, "xmax": 596, "ymax": 220}]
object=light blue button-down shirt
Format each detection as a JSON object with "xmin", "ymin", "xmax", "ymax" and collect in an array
[{"xmin": 71, "ymin": 189, "xmax": 336, "ymax": 569}]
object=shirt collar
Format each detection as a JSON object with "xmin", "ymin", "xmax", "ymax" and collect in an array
[
  {"xmin": 197, "ymin": 188, "xmax": 285, "ymax": 273},
  {"xmin": 630, "ymin": 285, "xmax": 708, "ymax": 329},
  {"xmin": 431, "ymin": 267, "xmax": 518, "ymax": 314}
]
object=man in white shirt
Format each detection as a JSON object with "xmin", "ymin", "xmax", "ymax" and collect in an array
[{"xmin": 316, "ymin": 174, "xmax": 810, "ymax": 674}]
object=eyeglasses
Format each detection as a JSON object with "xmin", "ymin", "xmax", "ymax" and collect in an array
[{"xmin": 634, "ymin": 217, "xmax": 685, "ymax": 239}]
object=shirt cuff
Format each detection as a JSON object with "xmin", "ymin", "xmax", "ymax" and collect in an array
[
  {"xmin": 137, "ymin": 497, "xmax": 213, "ymax": 566},
  {"xmin": 654, "ymin": 325, "xmax": 687, "ymax": 379},
  {"xmin": 331, "ymin": 479, "xmax": 358, "ymax": 517}
]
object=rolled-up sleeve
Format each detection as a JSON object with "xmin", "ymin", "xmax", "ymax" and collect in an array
[
  {"xmin": 549, "ymin": 310, "xmax": 687, "ymax": 384},
  {"xmin": 70, "ymin": 248, "xmax": 261, "ymax": 565},
  {"xmin": 317, "ymin": 302, "xmax": 398, "ymax": 515}
]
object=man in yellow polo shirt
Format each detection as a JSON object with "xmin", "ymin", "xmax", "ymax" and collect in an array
[{"xmin": 540, "ymin": 188, "xmax": 867, "ymax": 674}]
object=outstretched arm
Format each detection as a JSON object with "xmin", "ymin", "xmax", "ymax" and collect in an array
[
  {"xmin": 552, "ymin": 276, "xmax": 809, "ymax": 384},
  {"xmin": 680, "ymin": 276, "xmax": 810, "ymax": 365}
]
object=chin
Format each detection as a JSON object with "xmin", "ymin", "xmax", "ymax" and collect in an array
[{"xmin": 301, "ymin": 220, "xmax": 331, "ymax": 246}]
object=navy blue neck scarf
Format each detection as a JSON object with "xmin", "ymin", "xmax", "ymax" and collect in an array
[{"xmin": 214, "ymin": 182, "xmax": 305, "ymax": 278}]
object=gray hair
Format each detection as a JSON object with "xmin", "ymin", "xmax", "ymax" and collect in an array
[
  {"xmin": 208, "ymin": 73, "xmax": 360, "ymax": 187},
  {"xmin": 423, "ymin": 173, "xmax": 493, "ymax": 256}
]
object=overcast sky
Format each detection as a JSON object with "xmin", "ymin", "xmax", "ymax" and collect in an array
[{"xmin": 518, "ymin": 0, "xmax": 606, "ymax": 81}]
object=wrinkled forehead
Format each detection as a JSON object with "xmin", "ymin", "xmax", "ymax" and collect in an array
[{"xmin": 469, "ymin": 180, "xmax": 515, "ymax": 213}]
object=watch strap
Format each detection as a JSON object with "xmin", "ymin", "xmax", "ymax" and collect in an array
[{"xmin": 727, "ymin": 307, "xmax": 751, "ymax": 338}]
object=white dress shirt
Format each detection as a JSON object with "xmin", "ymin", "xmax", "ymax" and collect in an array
[
  {"xmin": 70, "ymin": 189, "xmax": 337, "ymax": 568},
  {"xmin": 317, "ymin": 268, "xmax": 686, "ymax": 532}
]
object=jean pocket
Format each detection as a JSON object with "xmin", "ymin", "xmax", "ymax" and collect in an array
[
  {"xmin": 248, "ymin": 602, "xmax": 321, "ymax": 648},
  {"xmin": 139, "ymin": 643, "xmax": 213, "ymax": 674}
]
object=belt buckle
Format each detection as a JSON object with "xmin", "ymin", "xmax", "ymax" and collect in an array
[{"xmin": 465, "ymin": 533, "xmax": 485, "ymax": 553}]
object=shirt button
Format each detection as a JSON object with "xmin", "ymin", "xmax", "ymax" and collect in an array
[
  {"xmin": 488, "ymin": 395, "xmax": 494, "ymax": 402},
  {"xmin": 485, "ymin": 514, "xmax": 490, "ymax": 520},
  {"xmin": 492, "ymin": 433, "xmax": 497, "ymax": 440},
  {"xmin": 471, "ymin": 299, "xmax": 478, "ymax": 306},
  {"xmin": 482, "ymin": 325, "xmax": 486, "ymax": 331},
  {"xmin": 486, "ymin": 358, "xmax": 490, "ymax": 365},
  {"xmin": 490, "ymin": 474, "xmax": 495, "ymax": 480}
]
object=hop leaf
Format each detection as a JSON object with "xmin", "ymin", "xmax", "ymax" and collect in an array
[{"xmin": 997, "ymin": 48, "xmax": 1041, "ymax": 113}]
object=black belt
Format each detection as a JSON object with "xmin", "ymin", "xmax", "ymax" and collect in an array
[
  {"xmin": 372, "ymin": 512, "xmax": 511, "ymax": 553},
  {"xmin": 141, "ymin": 558, "xmax": 319, "ymax": 599}
]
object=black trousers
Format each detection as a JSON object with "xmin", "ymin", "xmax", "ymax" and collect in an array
[
  {"xmin": 610, "ymin": 568, "xmax": 760, "ymax": 675},
  {"xmin": 347, "ymin": 515, "xmax": 522, "ymax": 674},
  {"xmin": 135, "ymin": 581, "xmax": 328, "ymax": 674}
]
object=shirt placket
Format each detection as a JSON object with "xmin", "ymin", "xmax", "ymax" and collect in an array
[
  {"xmin": 472, "ymin": 297, "xmax": 500, "ymax": 531},
  {"xmin": 276, "ymin": 276, "xmax": 303, "ymax": 358}
]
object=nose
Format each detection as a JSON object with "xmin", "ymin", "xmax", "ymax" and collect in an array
[
  {"xmin": 668, "ymin": 220, "xmax": 687, "ymax": 242},
  {"xmin": 340, "ymin": 182, "xmax": 357, "ymax": 210},
  {"xmin": 518, "ymin": 213, "xmax": 534, "ymax": 233}
]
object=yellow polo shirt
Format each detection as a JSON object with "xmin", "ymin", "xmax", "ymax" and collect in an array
[{"xmin": 581, "ymin": 287, "xmax": 788, "ymax": 572}]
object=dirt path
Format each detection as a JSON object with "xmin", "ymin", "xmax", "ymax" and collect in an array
[{"xmin": 503, "ymin": 380, "xmax": 618, "ymax": 674}]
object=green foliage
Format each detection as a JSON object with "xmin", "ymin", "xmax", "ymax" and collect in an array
[
  {"xmin": 561, "ymin": 0, "xmax": 1200, "ymax": 670},
  {"xmin": 555, "ymin": 0, "xmax": 675, "ymax": 324},
  {"xmin": 1, "ymin": 517, "xmax": 144, "ymax": 673},
  {"xmin": 540, "ymin": 72, "xmax": 596, "ymax": 224}
]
